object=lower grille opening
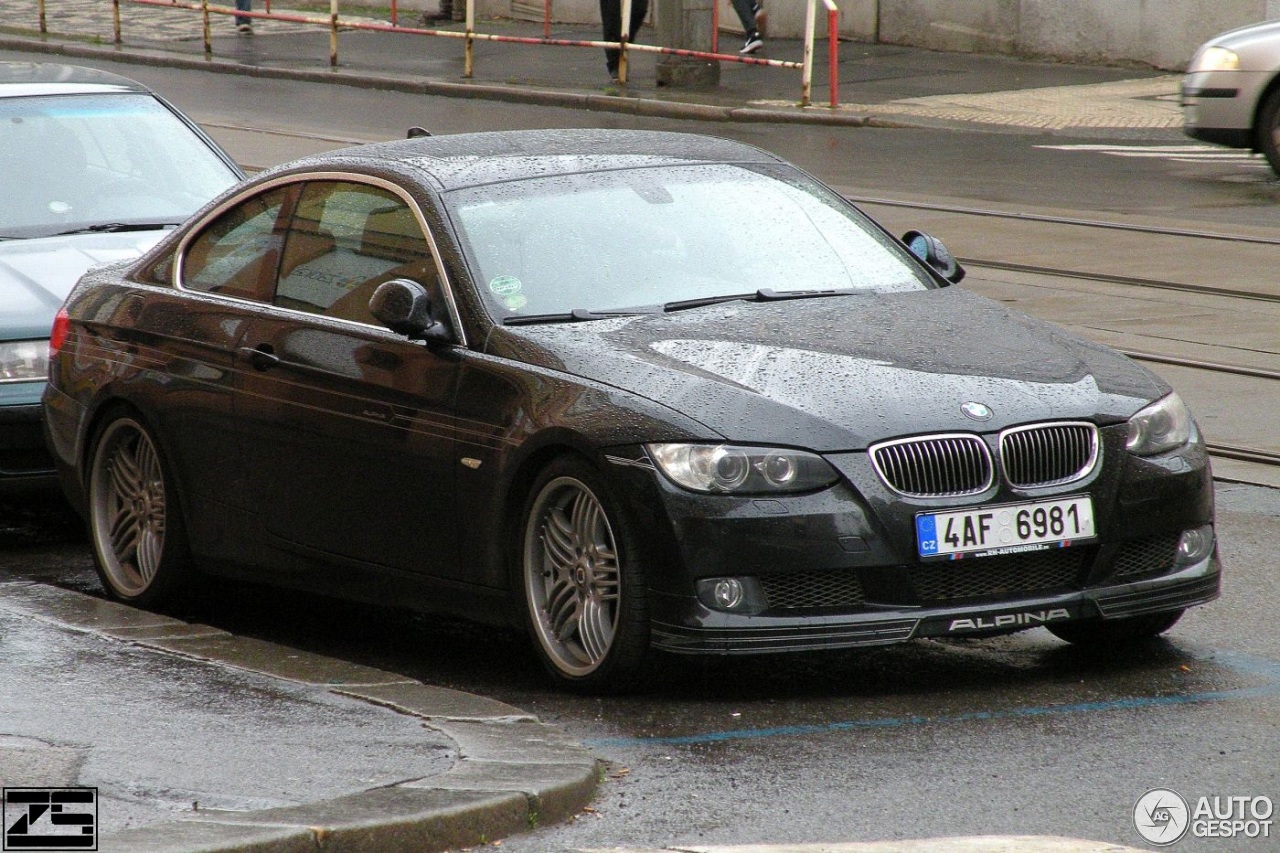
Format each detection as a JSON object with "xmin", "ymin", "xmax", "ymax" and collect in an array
[
  {"xmin": 1110, "ymin": 535, "xmax": 1179, "ymax": 580},
  {"xmin": 910, "ymin": 548, "xmax": 1088, "ymax": 604},
  {"xmin": 759, "ymin": 570, "xmax": 866, "ymax": 612}
]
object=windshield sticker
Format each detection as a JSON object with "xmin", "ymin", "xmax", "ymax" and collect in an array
[
  {"xmin": 489, "ymin": 275, "xmax": 523, "ymax": 297},
  {"xmin": 489, "ymin": 275, "xmax": 527, "ymax": 311}
]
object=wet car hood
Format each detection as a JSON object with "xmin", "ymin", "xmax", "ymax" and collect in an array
[
  {"xmin": 495, "ymin": 288, "xmax": 1167, "ymax": 450},
  {"xmin": 0, "ymin": 231, "xmax": 167, "ymax": 340}
]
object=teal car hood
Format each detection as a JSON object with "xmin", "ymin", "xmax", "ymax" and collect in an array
[{"xmin": 0, "ymin": 231, "xmax": 167, "ymax": 340}]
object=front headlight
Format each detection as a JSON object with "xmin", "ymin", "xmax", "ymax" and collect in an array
[
  {"xmin": 0, "ymin": 340, "xmax": 50, "ymax": 383},
  {"xmin": 647, "ymin": 443, "xmax": 839, "ymax": 494},
  {"xmin": 1188, "ymin": 46, "xmax": 1240, "ymax": 73},
  {"xmin": 1126, "ymin": 393, "xmax": 1194, "ymax": 456}
]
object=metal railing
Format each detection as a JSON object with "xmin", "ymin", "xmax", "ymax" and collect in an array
[
  {"xmin": 710, "ymin": 0, "xmax": 839, "ymax": 107},
  {"xmin": 69, "ymin": 0, "xmax": 842, "ymax": 107}
]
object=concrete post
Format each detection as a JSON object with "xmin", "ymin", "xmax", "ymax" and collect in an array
[{"xmin": 655, "ymin": 0, "xmax": 720, "ymax": 88}]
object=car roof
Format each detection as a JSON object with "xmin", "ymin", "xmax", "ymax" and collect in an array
[
  {"xmin": 0, "ymin": 61, "xmax": 152, "ymax": 97},
  {"xmin": 301, "ymin": 129, "xmax": 787, "ymax": 192}
]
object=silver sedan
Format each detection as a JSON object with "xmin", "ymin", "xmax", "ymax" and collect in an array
[{"xmin": 1182, "ymin": 19, "xmax": 1280, "ymax": 174}]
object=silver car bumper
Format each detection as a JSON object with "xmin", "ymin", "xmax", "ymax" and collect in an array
[{"xmin": 1182, "ymin": 70, "xmax": 1271, "ymax": 148}]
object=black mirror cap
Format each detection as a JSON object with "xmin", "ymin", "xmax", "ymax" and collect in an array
[
  {"xmin": 902, "ymin": 230, "xmax": 966, "ymax": 285},
  {"xmin": 407, "ymin": 126, "xmax": 432, "ymax": 138},
  {"xmin": 369, "ymin": 278, "xmax": 442, "ymax": 340}
]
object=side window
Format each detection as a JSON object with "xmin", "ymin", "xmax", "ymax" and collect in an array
[
  {"xmin": 276, "ymin": 181, "xmax": 439, "ymax": 325},
  {"xmin": 180, "ymin": 187, "xmax": 293, "ymax": 302}
]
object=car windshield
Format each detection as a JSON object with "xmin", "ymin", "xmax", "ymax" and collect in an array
[
  {"xmin": 0, "ymin": 92, "xmax": 240, "ymax": 240},
  {"xmin": 446, "ymin": 163, "xmax": 933, "ymax": 319}
]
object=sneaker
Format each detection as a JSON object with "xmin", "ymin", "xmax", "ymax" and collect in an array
[
  {"xmin": 237, "ymin": 22, "xmax": 252, "ymax": 33},
  {"xmin": 740, "ymin": 32, "xmax": 763, "ymax": 54}
]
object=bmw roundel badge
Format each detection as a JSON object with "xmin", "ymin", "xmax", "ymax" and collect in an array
[{"xmin": 961, "ymin": 401, "xmax": 993, "ymax": 421}]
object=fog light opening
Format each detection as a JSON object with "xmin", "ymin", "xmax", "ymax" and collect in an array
[
  {"xmin": 697, "ymin": 577, "xmax": 764, "ymax": 614},
  {"xmin": 713, "ymin": 578, "xmax": 744, "ymax": 610},
  {"xmin": 1176, "ymin": 525, "xmax": 1215, "ymax": 565}
]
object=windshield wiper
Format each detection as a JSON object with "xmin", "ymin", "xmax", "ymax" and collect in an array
[
  {"xmin": 503, "ymin": 308, "xmax": 660, "ymax": 326},
  {"xmin": 505, "ymin": 289, "xmax": 864, "ymax": 324},
  {"xmin": 52, "ymin": 221, "xmax": 182, "ymax": 236},
  {"xmin": 662, "ymin": 292, "xmax": 756, "ymax": 313},
  {"xmin": 663, "ymin": 288, "xmax": 858, "ymax": 313}
]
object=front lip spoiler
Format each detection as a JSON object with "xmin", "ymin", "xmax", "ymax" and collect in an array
[
  {"xmin": 653, "ymin": 618, "xmax": 921, "ymax": 654},
  {"xmin": 651, "ymin": 560, "xmax": 1220, "ymax": 654}
]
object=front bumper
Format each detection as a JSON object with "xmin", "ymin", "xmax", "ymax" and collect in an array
[
  {"xmin": 1181, "ymin": 70, "xmax": 1267, "ymax": 149},
  {"xmin": 0, "ymin": 383, "xmax": 58, "ymax": 492},
  {"xmin": 607, "ymin": 427, "xmax": 1218, "ymax": 656},
  {"xmin": 651, "ymin": 555, "xmax": 1220, "ymax": 653}
]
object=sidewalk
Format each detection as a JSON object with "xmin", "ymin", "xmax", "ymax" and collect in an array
[
  {"xmin": 0, "ymin": 0, "xmax": 1185, "ymax": 136},
  {"xmin": 0, "ymin": 580, "xmax": 599, "ymax": 851}
]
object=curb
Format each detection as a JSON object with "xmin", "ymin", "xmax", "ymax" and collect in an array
[
  {"xmin": 0, "ymin": 582, "xmax": 599, "ymax": 852},
  {"xmin": 0, "ymin": 33, "xmax": 873, "ymax": 127}
]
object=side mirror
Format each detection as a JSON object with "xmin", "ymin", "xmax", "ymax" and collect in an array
[
  {"xmin": 369, "ymin": 278, "xmax": 448, "ymax": 341},
  {"xmin": 902, "ymin": 230, "xmax": 965, "ymax": 285},
  {"xmin": 407, "ymin": 126, "xmax": 432, "ymax": 138}
]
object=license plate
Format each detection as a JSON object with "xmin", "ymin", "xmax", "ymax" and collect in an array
[{"xmin": 916, "ymin": 496, "xmax": 1095, "ymax": 560}]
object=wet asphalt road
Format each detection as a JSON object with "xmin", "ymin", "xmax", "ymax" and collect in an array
[{"xmin": 2, "ymin": 482, "xmax": 1277, "ymax": 850}]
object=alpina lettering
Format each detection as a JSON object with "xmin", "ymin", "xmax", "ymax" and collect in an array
[{"xmin": 948, "ymin": 608, "xmax": 1071, "ymax": 632}]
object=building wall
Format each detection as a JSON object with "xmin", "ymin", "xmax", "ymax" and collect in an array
[
  {"xmin": 878, "ymin": 0, "xmax": 1272, "ymax": 68},
  {"xmin": 477, "ymin": 0, "xmax": 1280, "ymax": 69}
]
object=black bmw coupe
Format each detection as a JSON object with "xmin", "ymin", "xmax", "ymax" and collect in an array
[{"xmin": 43, "ymin": 129, "xmax": 1220, "ymax": 691}]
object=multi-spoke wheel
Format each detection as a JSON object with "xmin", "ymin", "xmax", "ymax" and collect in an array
[
  {"xmin": 87, "ymin": 412, "xmax": 191, "ymax": 606},
  {"xmin": 520, "ymin": 457, "xmax": 649, "ymax": 692},
  {"xmin": 1046, "ymin": 609, "xmax": 1184, "ymax": 646}
]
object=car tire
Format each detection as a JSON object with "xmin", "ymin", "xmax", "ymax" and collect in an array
[
  {"xmin": 518, "ymin": 456, "xmax": 651, "ymax": 693},
  {"xmin": 86, "ymin": 410, "xmax": 193, "ymax": 607},
  {"xmin": 1045, "ymin": 609, "xmax": 1184, "ymax": 646},
  {"xmin": 1258, "ymin": 87, "xmax": 1280, "ymax": 176}
]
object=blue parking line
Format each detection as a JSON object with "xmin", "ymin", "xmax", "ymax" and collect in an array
[{"xmin": 586, "ymin": 650, "xmax": 1280, "ymax": 749}]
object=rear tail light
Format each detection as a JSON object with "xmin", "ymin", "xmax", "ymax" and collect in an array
[{"xmin": 50, "ymin": 307, "xmax": 70, "ymax": 355}]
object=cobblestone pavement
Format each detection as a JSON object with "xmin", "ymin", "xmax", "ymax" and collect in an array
[{"xmin": 835, "ymin": 76, "xmax": 1183, "ymax": 131}]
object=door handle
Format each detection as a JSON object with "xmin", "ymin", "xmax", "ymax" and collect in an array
[{"xmin": 238, "ymin": 345, "xmax": 279, "ymax": 372}]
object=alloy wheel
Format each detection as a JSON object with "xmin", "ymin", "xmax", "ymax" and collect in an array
[
  {"xmin": 90, "ymin": 418, "xmax": 168, "ymax": 598},
  {"xmin": 523, "ymin": 476, "xmax": 622, "ymax": 677}
]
